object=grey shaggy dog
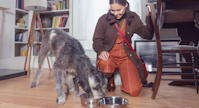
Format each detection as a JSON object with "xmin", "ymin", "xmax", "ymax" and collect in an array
[{"xmin": 30, "ymin": 29, "xmax": 107, "ymax": 105}]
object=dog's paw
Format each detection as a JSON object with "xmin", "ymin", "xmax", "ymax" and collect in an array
[
  {"xmin": 56, "ymin": 94, "xmax": 66, "ymax": 105},
  {"xmin": 66, "ymin": 88, "xmax": 74, "ymax": 94},
  {"xmin": 30, "ymin": 81, "xmax": 39, "ymax": 88}
]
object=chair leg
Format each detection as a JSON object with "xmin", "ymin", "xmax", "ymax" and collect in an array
[
  {"xmin": 151, "ymin": 62, "xmax": 163, "ymax": 99},
  {"xmin": 195, "ymin": 70, "xmax": 198, "ymax": 93},
  {"xmin": 193, "ymin": 54, "xmax": 199, "ymax": 94},
  {"xmin": 152, "ymin": 74, "xmax": 157, "ymax": 91}
]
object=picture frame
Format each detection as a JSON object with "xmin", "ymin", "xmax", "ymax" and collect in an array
[{"xmin": 134, "ymin": 40, "xmax": 181, "ymax": 73}]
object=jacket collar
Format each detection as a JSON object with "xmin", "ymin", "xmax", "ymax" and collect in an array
[
  {"xmin": 107, "ymin": 12, "xmax": 131, "ymax": 25},
  {"xmin": 107, "ymin": 14, "xmax": 118, "ymax": 24}
]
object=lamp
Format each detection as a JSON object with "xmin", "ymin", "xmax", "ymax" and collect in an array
[
  {"xmin": 24, "ymin": 0, "xmax": 47, "ymax": 11},
  {"xmin": 24, "ymin": 0, "xmax": 51, "ymax": 75}
]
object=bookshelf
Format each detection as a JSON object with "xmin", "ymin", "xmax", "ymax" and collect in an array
[
  {"xmin": 33, "ymin": 0, "xmax": 72, "ymax": 56},
  {"xmin": 14, "ymin": 8, "xmax": 30, "ymax": 57}
]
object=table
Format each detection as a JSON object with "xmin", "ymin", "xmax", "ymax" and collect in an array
[{"xmin": 155, "ymin": 0, "xmax": 199, "ymax": 86}]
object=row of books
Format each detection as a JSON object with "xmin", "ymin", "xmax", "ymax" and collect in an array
[
  {"xmin": 16, "ymin": 0, "xmax": 24, "ymax": 10},
  {"xmin": 15, "ymin": 33, "xmax": 23, "ymax": 42},
  {"xmin": 36, "ymin": 15, "xmax": 69, "ymax": 28},
  {"xmin": 33, "ymin": 45, "xmax": 52, "ymax": 56},
  {"xmin": 34, "ymin": 31, "xmax": 43, "ymax": 42},
  {"xmin": 47, "ymin": 0, "xmax": 69, "ymax": 11},
  {"xmin": 33, "ymin": 44, "xmax": 41, "ymax": 56}
]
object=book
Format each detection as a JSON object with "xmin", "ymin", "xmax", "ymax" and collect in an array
[
  {"xmin": 45, "ymin": 17, "xmax": 48, "ymax": 28},
  {"xmin": 60, "ymin": 2, "xmax": 63, "ymax": 10},
  {"xmin": 56, "ymin": 17, "xmax": 61, "ymax": 28},
  {"xmin": 58, "ymin": 1, "xmax": 61, "ymax": 10},
  {"xmin": 59, "ymin": 17, "xmax": 63, "ymax": 27},
  {"xmin": 65, "ymin": 17, "xmax": 69, "ymax": 27},
  {"xmin": 65, "ymin": 0, "xmax": 67, "ymax": 9},
  {"xmin": 67, "ymin": 0, "xmax": 69, "ymax": 9},
  {"xmin": 15, "ymin": 33, "xmax": 23, "ymax": 42},
  {"xmin": 52, "ymin": 17, "xmax": 55, "ymax": 28},
  {"xmin": 55, "ymin": 17, "xmax": 59, "ymax": 28},
  {"xmin": 63, "ymin": 2, "xmax": 65, "ymax": 10}
]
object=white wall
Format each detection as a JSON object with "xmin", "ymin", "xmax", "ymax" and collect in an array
[
  {"xmin": 0, "ymin": 0, "xmax": 16, "ymax": 69},
  {"xmin": 0, "ymin": 0, "xmax": 15, "ymax": 60}
]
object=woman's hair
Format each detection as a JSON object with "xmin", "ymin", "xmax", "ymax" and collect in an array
[{"xmin": 108, "ymin": 0, "xmax": 133, "ymax": 25}]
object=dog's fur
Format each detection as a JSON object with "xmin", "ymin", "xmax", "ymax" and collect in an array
[{"xmin": 30, "ymin": 29, "xmax": 107, "ymax": 105}]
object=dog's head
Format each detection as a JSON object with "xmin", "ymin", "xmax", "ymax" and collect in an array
[
  {"xmin": 73, "ymin": 67, "xmax": 107, "ymax": 99},
  {"xmin": 87, "ymin": 69, "xmax": 107, "ymax": 99}
]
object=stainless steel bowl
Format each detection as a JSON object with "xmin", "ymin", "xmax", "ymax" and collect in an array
[
  {"xmin": 80, "ymin": 93, "xmax": 105, "ymax": 108},
  {"xmin": 99, "ymin": 96, "xmax": 128, "ymax": 108}
]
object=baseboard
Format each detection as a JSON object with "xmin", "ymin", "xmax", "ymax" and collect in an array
[{"xmin": 0, "ymin": 69, "xmax": 27, "ymax": 81}]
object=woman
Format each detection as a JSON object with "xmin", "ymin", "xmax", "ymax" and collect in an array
[{"xmin": 93, "ymin": 0, "xmax": 153, "ymax": 97}]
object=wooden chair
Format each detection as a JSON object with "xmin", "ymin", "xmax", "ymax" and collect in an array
[{"xmin": 149, "ymin": 3, "xmax": 199, "ymax": 99}]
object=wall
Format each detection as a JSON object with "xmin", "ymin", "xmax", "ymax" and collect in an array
[{"xmin": 0, "ymin": 0, "xmax": 16, "ymax": 69}]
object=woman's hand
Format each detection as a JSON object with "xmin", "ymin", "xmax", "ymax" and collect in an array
[
  {"xmin": 146, "ymin": 5, "xmax": 151, "ymax": 16},
  {"xmin": 99, "ymin": 51, "xmax": 109, "ymax": 61}
]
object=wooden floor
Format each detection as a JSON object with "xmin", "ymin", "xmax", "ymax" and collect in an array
[{"xmin": 0, "ymin": 68, "xmax": 198, "ymax": 108}]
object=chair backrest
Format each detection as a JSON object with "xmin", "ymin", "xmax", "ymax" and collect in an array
[{"xmin": 149, "ymin": 3, "xmax": 163, "ymax": 70}]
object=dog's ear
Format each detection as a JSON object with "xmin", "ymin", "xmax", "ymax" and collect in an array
[
  {"xmin": 98, "ymin": 71, "xmax": 107, "ymax": 92},
  {"xmin": 73, "ymin": 75, "xmax": 79, "ymax": 95}
]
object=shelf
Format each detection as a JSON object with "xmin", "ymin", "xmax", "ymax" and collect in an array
[
  {"xmin": 33, "ymin": 42, "xmax": 42, "ymax": 44},
  {"xmin": 0, "ymin": 6, "xmax": 10, "ymax": 10},
  {"xmin": 35, "ymin": 27, "xmax": 69, "ymax": 31},
  {"xmin": 15, "ymin": 27, "xmax": 29, "ymax": 33},
  {"xmin": 14, "ymin": 56, "xmax": 26, "ymax": 59},
  {"xmin": 39, "ymin": 9, "xmax": 69, "ymax": 17},
  {"xmin": 15, "ymin": 8, "xmax": 29, "ymax": 15},
  {"xmin": 15, "ymin": 42, "xmax": 27, "ymax": 44}
]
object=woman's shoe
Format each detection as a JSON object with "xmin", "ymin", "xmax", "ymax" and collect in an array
[{"xmin": 107, "ymin": 75, "xmax": 115, "ymax": 92}]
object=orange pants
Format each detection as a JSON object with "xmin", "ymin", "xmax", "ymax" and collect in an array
[{"xmin": 97, "ymin": 35, "xmax": 142, "ymax": 97}]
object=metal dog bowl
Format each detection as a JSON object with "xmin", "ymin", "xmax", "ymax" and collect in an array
[
  {"xmin": 80, "ymin": 93, "xmax": 105, "ymax": 108},
  {"xmin": 99, "ymin": 96, "xmax": 128, "ymax": 108}
]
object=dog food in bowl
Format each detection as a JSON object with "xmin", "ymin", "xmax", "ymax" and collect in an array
[
  {"xmin": 80, "ymin": 93, "xmax": 105, "ymax": 108},
  {"xmin": 99, "ymin": 96, "xmax": 128, "ymax": 108}
]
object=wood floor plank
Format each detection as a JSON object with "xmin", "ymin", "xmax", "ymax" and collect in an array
[{"xmin": 0, "ymin": 68, "xmax": 198, "ymax": 108}]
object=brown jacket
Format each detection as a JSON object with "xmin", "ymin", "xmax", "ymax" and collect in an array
[{"xmin": 93, "ymin": 12, "xmax": 154, "ymax": 84}]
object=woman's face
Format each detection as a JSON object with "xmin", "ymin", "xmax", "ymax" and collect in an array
[{"xmin": 110, "ymin": 3, "xmax": 127, "ymax": 19}]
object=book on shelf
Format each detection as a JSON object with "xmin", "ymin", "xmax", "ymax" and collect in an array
[
  {"xmin": 15, "ymin": 33, "xmax": 23, "ymax": 42},
  {"xmin": 34, "ymin": 31, "xmax": 47, "ymax": 42},
  {"xmin": 46, "ymin": 0, "xmax": 69, "ymax": 11},
  {"xmin": 33, "ymin": 44, "xmax": 41, "ymax": 56},
  {"xmin": 36, "ymin": 14, "xmax": 69, "ymax": 29},
  {"xmin": 33, "ymin": 45, "xmax": 53, "ymax": 56},
  {"xmin": 16, "ymin": 0, "xmax": 24, "ymax": 10}
]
